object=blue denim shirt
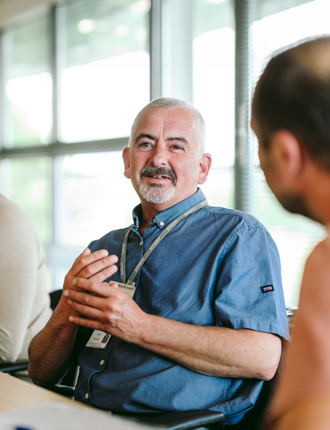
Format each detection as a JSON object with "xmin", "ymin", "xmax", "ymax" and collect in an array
[{"xmin": 74, "ymin": 189, "xmax": 289, "ymax": 425}]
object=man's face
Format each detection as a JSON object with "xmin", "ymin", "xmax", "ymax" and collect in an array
[
  {"xmin": 123, "ymin": 107, "xmax": 210, "ymax": 210},
  {"xmin": 252, "ymin": 117, "xmax": 313, "ymax": 219}
]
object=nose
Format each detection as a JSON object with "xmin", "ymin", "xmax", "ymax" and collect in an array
[{"xmin": 149, "ymin": 142, "xmax": 168, "ymax": 167}]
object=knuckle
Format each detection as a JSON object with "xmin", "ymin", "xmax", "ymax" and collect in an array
[
  {"xmin": 100, "ymin": 258, "xmax": 109, "ymax": 267},
  {"xmin": 63, "ymin": 274, "xmax": 70, "ymax": 285},
  {"xmin": 113, "ymin": 289, "xmax": 123, "ymax": 299},
  {"xmin": 104, "ymin": 313, "xmax": 115, "ymax": 326},
  {"xmin": 90, "ymin": 282, "xmax": 99, "ymax": 292},
  {"xmin": 104, "ymin": 269, "xmax": 113, "ymax": 279},
  {"xmin": 80, "ymin": 256, "xmax": 88, "ymax": 267},
  {"xmin": 84, "ymin": 266, "xmax": 92, "ymax": 276},
  {"xmin": 105, "ymin": 302, "xmax": 115, "ymax": 314}
]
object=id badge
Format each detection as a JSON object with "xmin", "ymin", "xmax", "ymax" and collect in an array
[
  {"xmin": 85, "ymin": 330, "xmax": 111, "ymax": 349},
  {"xmin": 85, "ymin": 281, "xmax": 136, "ymax": 349},
  {"xmin": 109, "ymin": 280, "xmax": 135, "ymax": 298}
]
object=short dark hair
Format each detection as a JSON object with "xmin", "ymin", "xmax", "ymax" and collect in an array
[{"xmin": 252, "ymin": 36, "xmax": 330, "ymax": 172}]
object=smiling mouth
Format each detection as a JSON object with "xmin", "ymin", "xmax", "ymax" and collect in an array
[
  {"xmin": 140, "ymin": 167, "xmax": 177, "ymax": 185},
  {"xmin": 146, "ymin": 175, "xmax": 170, "ymax": 180}
]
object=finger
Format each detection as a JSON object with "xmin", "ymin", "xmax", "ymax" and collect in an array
[
  {"xmin": 65, "ymin": 289, "xmax": 112, "ymax": 311},
  {"xmin": 78, "ymin": 255, "xmax": 118, "ymax": 281},
  {"xmin": 88, "ymin": 265, "xmax": 118, "ymax": 283},
  {"xmin": 68, "ymin": 301, "xmax": 120, "ymax": 335},
  {"xmin": 67, "ymin": 298, "xmax": 106, "ymax": 319},
  {"xmin": 70, "ymin": 278, "xmax": 123, "ymax": 298},
  {"xmin": 68, "ymin": 298, "xmax": 121, "ymax": 334},
  {"xmin": 70, "ymin": 249, "xmax": 111, "ymax": 277},
  {"xmin": 68, "ymin": 315, "xmax": 105, "ymax": 331}
]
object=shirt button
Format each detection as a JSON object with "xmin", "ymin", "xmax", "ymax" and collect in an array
[
  {"xmin": 100, "ymin": 360, "xmax": 105, "ymax": 365},
  {"xmin": 85, "ymin": 393, "xmax": 89, "ymax": 399},
  {"xmin": 153, "ymin": 218, "xmax": 157, "ymax": 223},
  {"xmin": 139, "ymin": 241, "xmax": 142, "ymax": 246},
  {"xmin": 160, "ymin": 221, "xmax": 164, "ymax": 226}
]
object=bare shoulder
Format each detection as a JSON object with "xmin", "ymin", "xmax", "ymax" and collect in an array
[
  {"xmin": 305, "ymin": 235, "xmax": 330, "ymax": 271},
  {"xmin": 300, "ymin": 235, "xmax": 330, "ymax": 309}
]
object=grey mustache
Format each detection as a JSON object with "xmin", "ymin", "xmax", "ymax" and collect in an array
[{"xmin": 140, "ymin": 167, "xmax": 177, "ymax": 185}]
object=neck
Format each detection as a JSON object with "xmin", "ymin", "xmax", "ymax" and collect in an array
[
  {"xmin": 137, "ymin": 189, "xmax": 199, "ymax": 235},
  {"xmin": 138, "ymin": 199, "xmax": 174, "ymax": 237},
  {"xmin": 302, "ymin": 164, "xmax": 330, "ymax": 226},
  {"xmin": 138, "ymin": 206, "xmax": 161, "ymax": 236}
]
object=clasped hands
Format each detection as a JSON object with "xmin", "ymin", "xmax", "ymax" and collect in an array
[{"xmin": 62, "ymin": 248, "xmax": 145, "ymax": 343}]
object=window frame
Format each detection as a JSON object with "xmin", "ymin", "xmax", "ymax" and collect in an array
[
  {"xmin": 0, "ymin": 0, "xmax": 254, "ymax": 287},
  {"xmin": 0, "ymin": 0, "xmax": 317, "ymax": 299}
]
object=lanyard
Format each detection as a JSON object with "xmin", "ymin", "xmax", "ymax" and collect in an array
[{"xmin": 120, "ymin": 199, "xmax": 208, "ymax": 285}]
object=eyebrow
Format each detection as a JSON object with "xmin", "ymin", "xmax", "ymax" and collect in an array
[
  {"xmin": 134, "ymin": 133, "xmax": 156, "ymax": 145},
  {"xmin": 134, "ymin": 133, "xmax": 189, "ymax": 146},
  {"xmin": 167, "ymin": 136, "xmax": 189, "ymax": 146}
]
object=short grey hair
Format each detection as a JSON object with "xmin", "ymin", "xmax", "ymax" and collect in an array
[{"xmin": 129, "ymin": 97, "xmax": 206, "ymax": 155}]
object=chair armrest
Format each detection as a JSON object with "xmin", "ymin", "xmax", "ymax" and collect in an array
[
  {"xmin": 0, "ymin": 361, "xmax": 29, "ymax": 373},
  {"xmin": 144, "ymin": 410, "xmax": 225, "ymax": 430}
]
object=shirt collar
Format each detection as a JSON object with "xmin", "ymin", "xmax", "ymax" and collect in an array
[{"xmin": 132, "ymin": 188, "xmax": 207, "ymax": 230}]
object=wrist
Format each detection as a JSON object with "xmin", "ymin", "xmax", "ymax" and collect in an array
[
  {"xmin": 137, "ymin": 314, "xmax": 162, "ymax": 346},
  {"xmin": 52, "ymin": 301, "xmax": 79, "ymax": 331}
]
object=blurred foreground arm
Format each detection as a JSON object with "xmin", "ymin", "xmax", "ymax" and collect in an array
[{"xmin": 265, "ymin": 238, "xmax": 330, "ymax": 428}]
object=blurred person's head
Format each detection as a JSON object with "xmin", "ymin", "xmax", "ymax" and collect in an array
[{"xmin": 251, "ymin": 36, "xmax": 330, "ymax": 223}]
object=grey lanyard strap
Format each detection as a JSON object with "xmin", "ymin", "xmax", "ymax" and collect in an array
[{"xmin": 120, "ymin": 199, "xmax": 208, "ymax": 285}]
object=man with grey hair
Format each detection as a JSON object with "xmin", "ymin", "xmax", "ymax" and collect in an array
[{"xmin": 29, "ymin": 97, "xmax": 288, "ymax": 427}]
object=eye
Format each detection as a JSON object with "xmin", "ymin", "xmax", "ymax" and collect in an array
[
  {"xmin": 138, "ymin": 141, "xmax": 152, "ymax": 148},
  {"xmin": 170, "ymin": 144, "xmax": 184, "ymax": 150}
]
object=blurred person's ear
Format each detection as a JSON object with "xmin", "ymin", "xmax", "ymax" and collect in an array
[{"xmin": 269, "ymin": 130, "xmax": 304, "ymax": 183}]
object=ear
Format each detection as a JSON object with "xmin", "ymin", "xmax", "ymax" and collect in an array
[
  {"xmin": 122, "ymin": 146, "xmax": 131, "ymax": 179},
  {"xmin": 198, "ymin": 153, "xmax": 212, "ymax": 185},
  {"xmin": 269, "ymin": 130, "xmax": 303, "ymax": 180}
]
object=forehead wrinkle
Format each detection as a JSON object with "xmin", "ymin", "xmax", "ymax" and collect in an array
[{"xmin": 131, "ymin": 110, "xmax": 199, "ymax": 151}]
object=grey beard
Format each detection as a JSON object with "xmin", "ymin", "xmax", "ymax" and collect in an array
[{"xmin": 139, "ymin": 166, "xmax": 176, "ymax": 204}]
